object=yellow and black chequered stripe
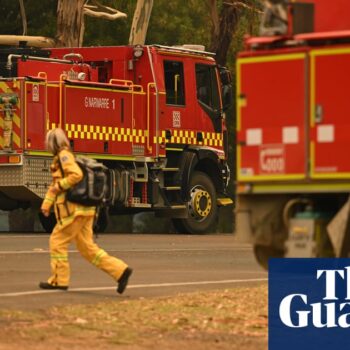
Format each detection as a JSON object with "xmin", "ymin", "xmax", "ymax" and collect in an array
[
  {"xmin": 50, "ymin": 123, "xmax": 222, "ymax": 147},
  {"xmin": 0, "ymin": 81, "xmax": 21, "ymax": 148},
  {"xmin": 64, "ymin": 123, "xmax": 148, "ymax": 143},
  {"xmin": 154, "ymin": 130, "xmax": 223, "ymax": 147}
]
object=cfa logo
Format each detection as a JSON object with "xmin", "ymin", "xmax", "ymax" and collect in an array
[
  {"xmin": 259, "ymin": 145, "xmax": 285, "ymax": 174},
  {"xmin": 279, "ymin": 267, "xmax": 350, "ymax": 328}
]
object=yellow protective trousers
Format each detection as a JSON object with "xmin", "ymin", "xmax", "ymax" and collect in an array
[{"xmin": 47, "ymin": 215, "xmax": 128, "ymax": 287}]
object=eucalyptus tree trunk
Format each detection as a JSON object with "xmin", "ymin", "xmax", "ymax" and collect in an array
[
  {"xmin": 129, "ymin": 0, "xmax": 154, "ymax": 45},
  {"xmin": 208, "ymin": 0, "xmax": 239, "ymax": 66},
  {"xmin": 56, "ymin": 0, "xmax": 85, "ymax": 47},
  {"xmin": 18, "ymin": 0, "xmax": 27, "ymax": 35}
]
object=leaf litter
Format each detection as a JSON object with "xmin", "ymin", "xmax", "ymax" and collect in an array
[{"xmin": 0, "ymin": 284, "xmax": 267, "ymax": 350}]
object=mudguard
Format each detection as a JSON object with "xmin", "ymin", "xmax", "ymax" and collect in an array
[{"xmin": 177, "ymin": 148, "xmax": 225, "ymax": 202}]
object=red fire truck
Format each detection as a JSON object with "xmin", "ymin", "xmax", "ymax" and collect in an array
[
  {"xmin": 236, "ymin": 0, "xmax": 350, "ymax": 268},
  {"xmin": 0, "ymin": 44, "xmax": 233, "ymax": 233}
]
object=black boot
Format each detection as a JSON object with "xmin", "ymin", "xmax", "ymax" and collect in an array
[
  {"xmin": 39, "ymin": 282, "xmax": 68, "ymax": 290},
  {"xmin": 117, "ymin": 267, "xmax": 133, "ymax": 294}
]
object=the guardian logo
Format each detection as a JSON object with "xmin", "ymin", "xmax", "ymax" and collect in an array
[
  {"xmin": 269, "ymin": 259, "xmax": 350, "ymax": 350},
  {"xmin": 279, "ymin": 267, "xmax": 350, "ymax": 328}
]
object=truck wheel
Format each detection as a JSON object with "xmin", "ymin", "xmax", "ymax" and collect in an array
[
  {"xmin": 253, "ymin": 244, "xmax": 284, "ymax": 270},
  {"xmin": 172, "ymin": 171, "xmax": 217, "ymax": 234},
  {"xmin": 38, "ymin": 212, "xmax": 56, "ymax": 233}
]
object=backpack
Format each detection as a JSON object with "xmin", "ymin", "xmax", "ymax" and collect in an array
[{"xmin": 59, "ymin": 156, "xmax": 109, "ymax": 207}]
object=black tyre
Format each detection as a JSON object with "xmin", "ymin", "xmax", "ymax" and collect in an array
[
  {"xmin": 38, "ymin": 212, "xmax": 56, "ymax": 233},
  {"xmin": 172, "ymin": 171, "xmax": 218, "ymax": 234},
  {"xmin": 253, "ymin": 244, "xmax": 284, "ymax": 270}
]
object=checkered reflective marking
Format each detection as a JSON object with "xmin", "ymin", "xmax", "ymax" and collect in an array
[
  {"xmin": 0, "ymin": 81, "xmax": 21, "ymax": 148},
  {"xmin": 154, "ymin": 130, "xmax": 223, "ymax": 147},
  {"xmin": 51, "ymin": 123, "xmax": 222, "ymax": 147},
  {"xmin": 64, "ymin": 123, "xmax": 147, "ymax": 144}
]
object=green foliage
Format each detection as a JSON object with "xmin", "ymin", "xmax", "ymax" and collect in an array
[
  {"xmin": 83, "ymin": 0, "xmax": 211, "ymax": 48},
  {"xmin": 84, "ymin": 0, "xmax": 135, "ymax": 46},
  {"xmin": 147, "ymin": 0, "xmax": 210, "ymax": 47},
  {"xmin": 0, "ymin": 0, "xmax": 56, "ymax": 36},
  {"xmin": 0, "ymin": 1, "xmax": 21, "ymax": 34},
  {"xmin": 0, "ymin": 1, "xmax": 260, "ymax": 60}
]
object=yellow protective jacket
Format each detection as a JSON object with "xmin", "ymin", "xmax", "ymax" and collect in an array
[{"xmin": 41, "ymin": 148, "xmax": 95, "ymax": 228}]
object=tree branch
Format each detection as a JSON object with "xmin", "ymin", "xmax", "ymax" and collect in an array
[
  {"xmin": 84, "ymin": 4, "xmax": 127, "ymax": 20},
  {"xmin": 84, "ymin": 1, "xmax": 127, "ymax": 21},
  {"xmin": 224, "ymin": 1, "xmax": 263, "ymax": 14}
]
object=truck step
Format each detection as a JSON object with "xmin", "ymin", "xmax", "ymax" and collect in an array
[
  {"xmin": 161, "ymin": 167, "xmax": 179, "ymax": 172},
  {"xmin": 163, "ymin": 186, "xmax": 181, "ymax": 191},
  {"xmin": 150, "ymin": 167, "xmax": 179, "ymax": 172},
  {"xmin": 217, "ymin": 198, "xmax": 233, "ymax": 206},
  {"xmin": 129, "ymin": 203, "xmax": 152, "ymax": 208},
  {"xmin": 169, "ymin": 205, "xmax": 187, "ymax": 209},
  {"xmin": 154, "ymin": 204, "xmax": 188, "ymax": 218},
  {"xmin": 128, "ymin": 197, "xmax": 151, "ymax": 208}
]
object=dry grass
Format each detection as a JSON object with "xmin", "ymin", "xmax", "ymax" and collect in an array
[{"xmin": 0, "ymin": 284, "xmax": 268, "ymax": 350}]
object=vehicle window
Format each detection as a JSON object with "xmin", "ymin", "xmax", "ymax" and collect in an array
[
  {"xmin": 163, "ymin": 60, "xmax": 185, "ymax": 106},
  {"xmin": 195, "ymin": 64, "xmax": 220, "ymax": 110}
]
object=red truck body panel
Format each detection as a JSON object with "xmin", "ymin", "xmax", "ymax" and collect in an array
[
  {"xmin": 237, "ymin": 53, "xmax": 307, "ymax": 181},
  {"xmin": 298, "ymin": 0, "xmax": 350, "ymax": 32},
  {"xmin": 311, "ymin": 48, "xmax": 350, "ymax": 178}
]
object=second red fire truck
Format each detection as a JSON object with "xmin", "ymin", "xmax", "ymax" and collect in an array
[
  {"xmin": 0, "ymin": 43, "xmax": 233, "ymax": 233},
  {"xmin": 236, "ymin": 0, "xmax": 350, "ymax": 267}
]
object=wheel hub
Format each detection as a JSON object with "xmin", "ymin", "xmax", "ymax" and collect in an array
[{"xmin": 189, "ymin": 188, "xmax": 212, "ymax": 220}]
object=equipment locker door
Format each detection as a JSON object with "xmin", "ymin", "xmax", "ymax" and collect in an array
[
  {"xmin": 64, "ymin": 84, "xmax": 133, "ymax": 156},
  {"xmin": 25, "ymin": 81, "xmax": 47, "ymax": 150},
  {"xmin": 310, "ymin": 48, "xmax": 350, "ymax": 179},
  {"xmin": 237, "ymin": 53, "xmax": 307, "ymax": 182}
]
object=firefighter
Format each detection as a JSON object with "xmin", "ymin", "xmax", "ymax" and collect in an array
[{"xmin": 39, "ymin": 128, "xmax": 133, "ymax": 293}]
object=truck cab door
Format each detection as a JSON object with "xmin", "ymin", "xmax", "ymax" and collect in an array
[
  {"xmin": 310, "ymin": 48, "xmax": 350, "ymax": 179},
  {"xmin": 194, "ymin": 63, "xmax": 222, "ymax": 134},
  {"xmin": 156, "ymin": 55, "xmax": 224, "ymax": 151},
  {"xmin": 159, "ymin": 59, "xmax": 189, "ymax": 136}
]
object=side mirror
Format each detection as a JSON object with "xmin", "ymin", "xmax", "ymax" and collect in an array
[
  {"xmin": 219, "ymin": 67, "xmax": 232, "ymax": 86},
  {"xmin": 222, "ymin": 84, "xmax": 233, "ymax": 112},
  {"xmin": 218, "ymin": 66, "xmax": 233, "ymax": 112}
]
